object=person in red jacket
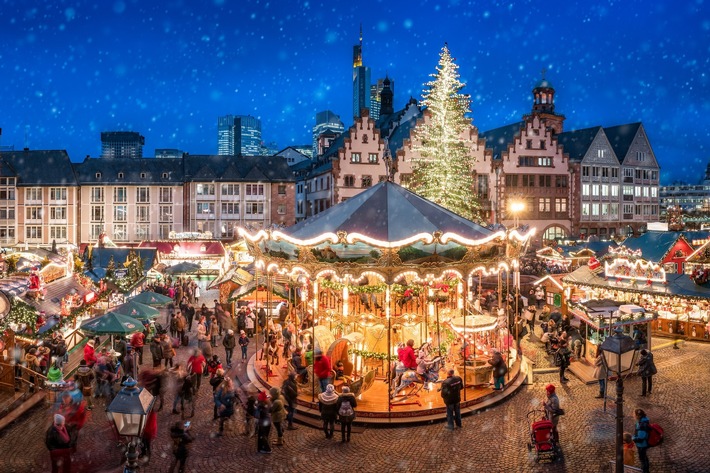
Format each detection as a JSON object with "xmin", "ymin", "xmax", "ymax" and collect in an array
[
  {"xmin": 186, "ymin": 349, "xmax": 206, "ymax": 392},
  {"xmin": 313, "ymin": 351, "xmax": 332, "ymax": 393},
  {"xmin": 140, "ymin": 410, "xmax": 158, "ymax": 462},
  {"xmin": 83, "ymin": 340, "xmax": 97, "ymax": 368},
  {"xmin": 130, "ymin": 331, "xmax": 146, "ymax": 365}
]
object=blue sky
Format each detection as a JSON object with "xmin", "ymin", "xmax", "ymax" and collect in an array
[{"xmin": 1, "ymin": 0, "xmax": 708, "ymax": 184}]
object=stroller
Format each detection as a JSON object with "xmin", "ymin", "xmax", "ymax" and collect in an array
[{"xmin": 526, "ymin": 409, "xmax": 558, "ymax": 463}]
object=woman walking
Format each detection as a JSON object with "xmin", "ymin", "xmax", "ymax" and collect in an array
[
  {"xmin": 318, "ymin": 384, "xmax": 339, "ymax": 439},
  {"xmin": 337, "ymin": 386, "xmax": 357, "ymax": 442}
]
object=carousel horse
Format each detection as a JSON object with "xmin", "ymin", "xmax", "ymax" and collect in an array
[{"xmin": 390, "ymin": 343, "xmax": 445, "ymax": 399}]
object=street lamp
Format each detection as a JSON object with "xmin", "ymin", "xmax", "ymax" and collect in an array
[
  {"xmin": 599, "ymin": 328, "xmax": 638, "ymax": 473},
  {"xmin": 510, "ymin": 201, "xmax": 525, "ymax": 229},
  {"xmin": 106, "ymin": 377, "xmax": 155, "ymax": 473}
]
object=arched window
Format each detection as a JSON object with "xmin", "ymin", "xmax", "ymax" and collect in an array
[{"xmin": 543, "ymin": 225, "xmax": 567, "ymax": 242}]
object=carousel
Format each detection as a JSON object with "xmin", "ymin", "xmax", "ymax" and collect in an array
[{"xmin": 239, "ymin": 182, "xmax": 534, "ymax": 423}]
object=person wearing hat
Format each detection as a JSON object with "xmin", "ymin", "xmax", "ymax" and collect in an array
[
  {"xmin": 83, "ymin": 339, "xmax": 97, "ymax": 368},
  {"xmin": 440, "ymin": 369, "xmax": 463, "ymax": 430},
  {"xmin": 337, "ymin": 386, "xmax": 357, "ymax": 442},
  {"xmin": 210, "ymin": 368, "xmax": 226, "ymax": 420},
  {"xmin": 222, "ymin": 329, "xmax": 236, "ymax": 368},
  {"xmin": 269, "ymin": 387, "xmax": 287, "ymax": 445},
  {"xmin": 281, "ymin": 372, "xmax": 299, "ymax": 430},
  {"xmin": 45, "ymin": 413, "xmax": 77, "ymax": 473},
  {"xmin": 317, "ymin": 384, "xmax": 339, "ymax": 439},
  {"xmin": 238, "ymin": 330, "xmax": 250, "ymax": 362},
  {"xmin": 314, "ymin": 350, "xmax": 332, "ymax": 394},
  {"xmin": 543, "ymin": 384, "xmax": 562, "ymax": 442}
]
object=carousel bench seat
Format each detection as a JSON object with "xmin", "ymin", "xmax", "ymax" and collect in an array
[{"xmin": 458, "ymin": 362, "xmax": 494, "ymax": 386}]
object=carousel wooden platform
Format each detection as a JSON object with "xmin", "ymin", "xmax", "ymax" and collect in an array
[{"xmin": 247, "ymin": 349, "xmax": 529, "ymax": 425}]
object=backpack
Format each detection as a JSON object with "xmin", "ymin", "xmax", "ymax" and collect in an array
[
  {"xmin": 440, "ymin": 382, "xmax": 451, "ymax": 401},
  {"xmin": 647, "ymin": 423, "xmax": 664, "ymax": 447},
  {"xmin": 339, "ymin": 399, "xmax": 354, "ymax": 417}
]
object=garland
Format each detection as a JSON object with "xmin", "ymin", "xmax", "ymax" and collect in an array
[
  {"xmin": 351, "ymin": 348, "xmax": 395, "ymax": 362},
  {"xmin": 320, "ymin": 277, "xmax": 460, "ymax": 296}
]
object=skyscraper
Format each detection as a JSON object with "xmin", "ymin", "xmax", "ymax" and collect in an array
[
  {"xmin": 370, "ymin": 77, "xmax": 395, "ymax": 121},
  {"xmin": 312, "ymin": 110, "xmax": 345, "ymax": 157},
  {"xmin": 217, "ymin": 114, "xmax": 263, "ymax": 156},
  {"xmin": 352, "ymin": 27, "xmax": 371, "ymax": 119},
  {"xmin": 217, "ymin": 115, "xmax": 235, "ymax": 155},
  {"xmin": 100, "ymin": 131, "xmax": 145, "ymax": 159}
]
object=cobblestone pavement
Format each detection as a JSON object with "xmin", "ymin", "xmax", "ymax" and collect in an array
[{"xmin": 1, "ymin": 306, "xmax": 709, "ymax": 472}]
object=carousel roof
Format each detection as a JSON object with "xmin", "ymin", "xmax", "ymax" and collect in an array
[{"xmin": 275, "ymin": 181, "xmax": 498, "ymax": 247}]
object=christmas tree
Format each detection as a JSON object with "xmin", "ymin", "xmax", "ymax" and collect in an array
[{"xmin": 407, "ymin": 44, "xmax": 482, "ymax": 222}]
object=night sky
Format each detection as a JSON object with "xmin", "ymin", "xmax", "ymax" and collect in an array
[{"xmin": 1, "ymin": 0, "xmax": 708, "ymax": 184}]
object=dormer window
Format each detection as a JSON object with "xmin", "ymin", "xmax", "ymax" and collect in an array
[
  {"xmin": 118, "ymin": 172, "xmax": 124, "ymax": 179},
  {"xmin": 140, "ymin": 172, "xmax": 147, "ymax": 179},
  {"xmin": 95, "ymin": 172, "xmax": 101, "ymax": 179},
  {"xmin": 162, "ymin": 172, "xmax": 169, "ymax": 179}
]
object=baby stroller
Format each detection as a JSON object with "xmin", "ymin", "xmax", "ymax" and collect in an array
[{"xmin": 526, "ymin": 409, "xmax": 557, "ymax": 463}]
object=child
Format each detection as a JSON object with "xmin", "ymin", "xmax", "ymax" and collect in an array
[
  {"xmin": 623, "ymin": 432, "xmax": 635, "ymax": 466},
  {"xmin": 334, "ymin": 360, "xmax": 345, "ymax": 380}
]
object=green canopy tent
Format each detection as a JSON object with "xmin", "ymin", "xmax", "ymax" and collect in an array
[
  {"xmin": 130, "ymin": 291, "xmax": 173, "ymax": 307},
  {"xmin": 112, "ymin": 300, "xmax": 160, "ymax": 321},
  {"xmin": 80, "ymin": 311, "xmax": 145, "ymax": 354}
]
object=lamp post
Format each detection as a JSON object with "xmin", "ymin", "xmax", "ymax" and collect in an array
[
  {"xmin": 106, "ymin": 377, "xmax": 155, "ymax": 473},
  {"xmin": 510, "ymin": 201, "xmax": 525, "ymax": 229},
  {"xmin": 599, "ymin": 328, "xmax": 638, "ymax": 473}
]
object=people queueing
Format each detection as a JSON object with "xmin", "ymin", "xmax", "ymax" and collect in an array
[
  {"xmin": 318, "ymin": 384, "xmax": 339, "ymax": 439},
  {"xmin": 337, "ymin": 385, "xmax": 357, "ymax": 442}
]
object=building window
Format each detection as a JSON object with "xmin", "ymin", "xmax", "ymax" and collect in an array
[
  {"xmin": 540, "ymin": 175, "xmax": 552, "ymax": 187},
  {"xmin": 351, "ymin": 153, "xmax": 361, "ymax": 163},
  {"xmin": 50, "ymin": 226, "xmax": 67, "ymax": 240},
  {"xmin": 611, "ymin": 185, "xmax": 619, "ymax": 197},
  {"xmin": 197, "ymin": 183, "xmax": 216, "ymax": 196},
  {"xmin": 26, "ymin": 226, "xmax": 42, "ymax": 239},
  {"xmin": 160, "ymin": 187, "xmax": 173, "ymax": 203},
  {"xmin": 477, "ymin": 175, "xmax": 489, "ymax": 199},
  {"xmin": 245, "ymin": 202, "xmax": 264, "ymax": 216},
  {"xmin": 159, "ymin": 206, "xmax": 173, "ymax": 222},
  {"xmin": 344, "ymin": 175, "xmax": 355, "ymax": 187},
  {"xmin": 91, "ymin": 187, "xmax": 104, "ymax": 203},
  {"xmin": 537, "ymin": 157, "xmax": 552, "ymax": 167},
  {"xmin": 114, "ymin": 205, "xmax": 127, "ymax": 222},
  {"xmin": 0, "ymin": 188, "xmax": 16, "ymax": 200},
  {"xmin": 26, "ymin": 207, "xmax": 42, "ymax": 220},
  {"xmin": 91, "ymin": 206, "xmax": 104, "ymax": 222},
  {"xmin": 612, "ymin": 168, "xmax": 619, "ymax": 178},
  {"xmin": 556, "ymin": 176, "xmax": 568, "ymax": 188},
  {"xmin": 522, "ymin": 175, "xmax": 535, "ymax": 187},
  {"xmin": 277, "ymin": 205, "xmax": 286, "ymax": 215},
  {"xmin": 136, "ymin": 187, "xmax": 150, "ymax": 203},
  {"xmin": 278, "ymin": 185, "xmax": 287, "ymax": 195},
  {"xmin": 538, "ymin": 198, "xmax": 551, "ymax": 212},
  {"xmin": 592, "ymin": 184, "xmax": 600, "ymax": 196},
  {"xmin": 113, "ymin": 224, "xmax": 127, "ymax": 241},
  {"xmin": 90, "ymin": 224, "xmax": 102, "ymax": 240},
  {"xmin": 0, "ymin": 208, "xmax": 15, "ymax": 220},
  {"xmin": 50, "ymin": 206, "xmax": 66, "ymax": 220},
  {"xmin": 197, "ymin": 203, "xmax": 215, "ymax": 215},
  {"xmin": 159, "ymin": 224, "xmax": 172, "ymax": 239},
  {"xmin": 601, "ymin": 184, "xmax": 609, "ymax": 196},
  {"xmin": 399, "ymin": 173, "xmax": 413, "ymax": 187},
  {"xmin": 114, "ymin": 187, "xmax": 127, "ymax": 203},
  {"xmin": 245, "ymin": 184, "xmax": 264, "ymax": 196},
  {"xmin": 221, "ymin": 184, "xmax": 239, "ymax": 196},
  {"xmin": 50, "ymin": 188, "xmax": 67, "ymax": 201},
  {"xmin": 362, "ymin": 175, "xmax": 372, "ymax": 188},
  {"xmin": 592, "ymin": 203, "xmax": 600, "ymax": 216},
  {"xmin": 95, "ymin": 172, "xmax": 101, "ymax": 179},
  {"xmin": 505, "ymin": 175, "xmax": 518, "ymax": 187},
  {"xmin": 555, "ymin": 198, "xmax": 567, "ymax": 213},
  {"xmin": 602, "ymin": 167, "xmax": 609, "ymax": 178},
  {"xmin": 582, "ymin": 184, "xmax": 590, "ymax": 196},
  {"xmin": 368, "ymin": 153, "xmax": 378, "ymax": 163},
  {"xmin": 518, "ymin": 156, "xmax": 536, "ymax": 167},
  {"xmin": 597, "ymin": 149, "xmax": 605, "ymax": 158},
  {"xmin": 140, "ymin": 172, "xmax": 147, "ymax": 179},
  {"xmin": 136, "ymin": 224, "xmax": 149, "ymax": 241},
  {"xmin": 221, "ymin": 203, "xmax": 239, "ymax": 215},
  {"xmin": 582, "ymin": 203, "xmax": 590, "ymax": 216},
  {"xmin": 162, "ymin": 172, "xmax": 169, "ymax": 179},
  {"xmin": 582, "ymin": 166, "xmax": 590, "ymax": 177},
  {"xmin": 526, "ymin": 139, "xmax": 532, "ymax": 149},
  {"xmin": 637, "ymin": 151, "xmax": 646, "ymax": 161},
  {"xmin": 118, "ymin": 172, "xmax": 124, "ymax": 179},
  {"xmin": 25, "ymin": 188, "xmax": 42, "ymax": 202},
  {"xmin": 137, "ymin": 205, "xmax": 150, "ymax": 222}
]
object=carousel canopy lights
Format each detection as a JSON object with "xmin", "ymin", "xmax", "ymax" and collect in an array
[{"xmin": 604, "ymin": 258, "xmax": 666, "ymax": 283}]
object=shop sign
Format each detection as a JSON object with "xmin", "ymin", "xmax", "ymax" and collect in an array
[{"xmin": 553, "ymin": 293, "xmax": 562, "ymax": 307}]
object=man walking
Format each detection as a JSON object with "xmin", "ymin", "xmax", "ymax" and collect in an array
[{"xmin": 440, "ymin": 369, "xmax": 463, "ymax": 430}]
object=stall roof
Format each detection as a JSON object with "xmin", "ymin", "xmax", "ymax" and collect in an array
[
  {"xmin": 621, "ymin": 231, "xmax": 708, "ymax": 263},
  {"xmin": 564, "ymin": 265, "xmax": 710, "ymax": 300},
  {"xmin": 139, "ymin": 240, "xmax": 226, "ymax": 257},
  {"xmin": 229, "ymin": 279, "xmax": 288, "ymax": 301},
  {"xmin": 88, "ymin": 248, "xmax": 157, "ymax": 273}
]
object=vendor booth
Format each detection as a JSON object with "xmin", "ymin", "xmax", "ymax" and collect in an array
[{"xmin": 238, "ymin": 181, "xmax": 534, "ymax": 423}]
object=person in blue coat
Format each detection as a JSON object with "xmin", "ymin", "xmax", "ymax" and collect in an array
[{"xmin": 632, "ymin": 408, "xmax": 651, "ymax": 473}]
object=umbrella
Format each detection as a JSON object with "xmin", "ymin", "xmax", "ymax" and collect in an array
[
  {"xmin": 130, "ymin": 291, "xmax": 173, "ymax": 307},
  {"xmin": 80, "ymin": 311, "xmax": 144, "ymax": 336},
  {"xmin": 165, "ymin": 262, "xmax": 201, "ymax": 275},
  {"xmin": 112, "ymin": 300, "xmax": 160, "ymax": 321}
]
